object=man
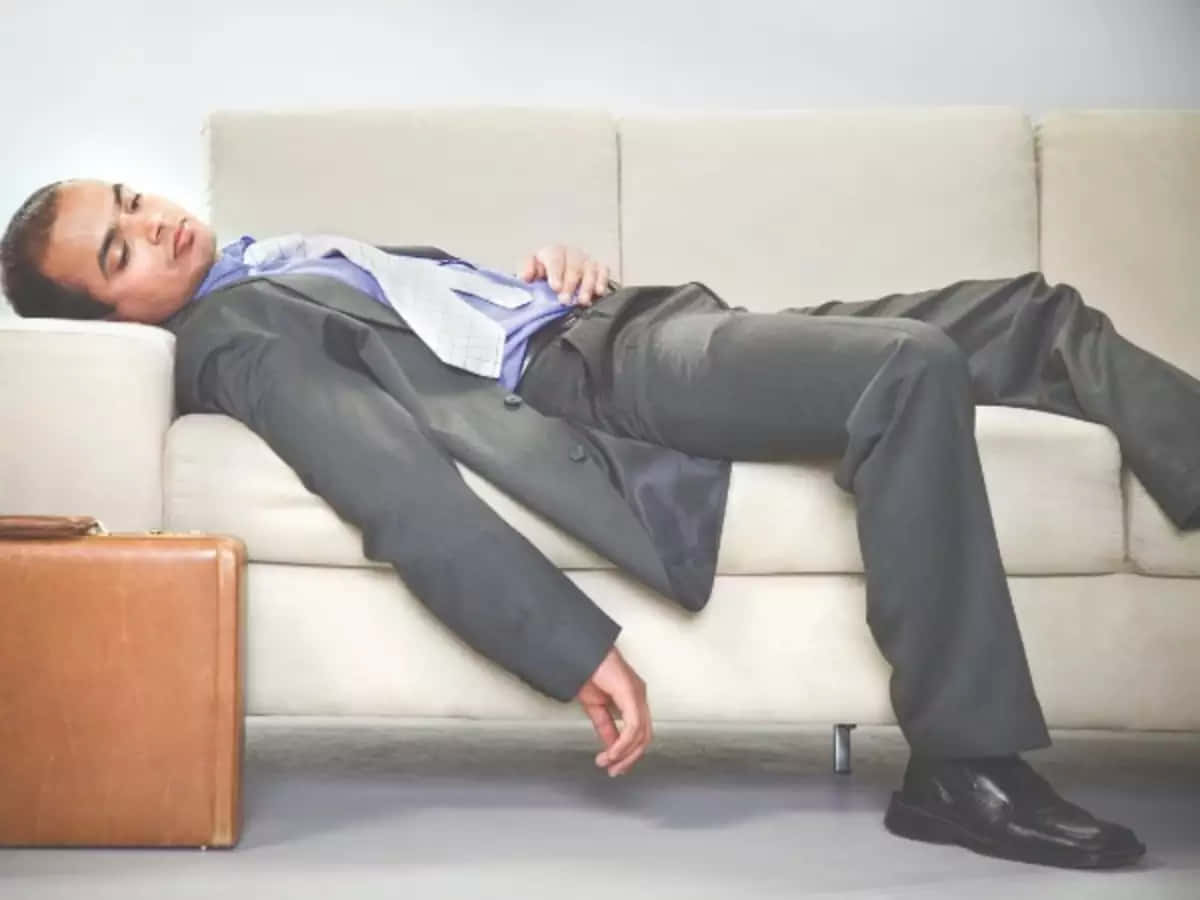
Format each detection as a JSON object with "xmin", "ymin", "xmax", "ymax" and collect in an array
[{"xmin": 6, "ymin": 178, "xmax": 1198, "ymax": 869}]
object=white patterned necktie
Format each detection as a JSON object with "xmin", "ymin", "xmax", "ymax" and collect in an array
[{"xmin": 243, "ymin": 234, "xmax": 531, "ymax": 379}]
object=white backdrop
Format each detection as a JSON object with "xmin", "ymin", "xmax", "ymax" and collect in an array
[{"xmin": 2, "ymin": 0, "xmax": 1199, "ymax": 312}]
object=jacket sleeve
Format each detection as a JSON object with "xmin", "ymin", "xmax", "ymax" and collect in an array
[{"xmin": 191, "ymin": 328, "xmax": 620, "ymax": 702}]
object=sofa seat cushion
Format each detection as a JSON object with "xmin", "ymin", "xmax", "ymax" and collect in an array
[
  {"xmin": 165, "ymin": 406, "xmax": 1124, "ymax": 576},
  {"xmin": 1125, "ymin": 470, "xmax": 1200, "ymax": 576}
]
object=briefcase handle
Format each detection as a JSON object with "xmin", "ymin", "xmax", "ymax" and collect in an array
[{"xmin": 0, "ymin": 515, "xmax": 107, "ymax": 540}]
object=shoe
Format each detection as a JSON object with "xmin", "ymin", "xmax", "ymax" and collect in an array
[{"xmin": 884, "ymin": 754, "xmax": 1147, "ymax": 869}]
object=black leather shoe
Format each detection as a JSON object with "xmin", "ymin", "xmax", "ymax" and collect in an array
[{"xmin": 884, "ymin": 754, "xmax": 1146, "ymax": 869}]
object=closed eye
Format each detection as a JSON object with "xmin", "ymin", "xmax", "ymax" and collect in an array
[{"xmin": 115, "ymin": 190, "xmax": 141, "ymax": 272}]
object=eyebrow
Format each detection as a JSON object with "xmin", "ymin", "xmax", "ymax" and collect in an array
[{"xmin": 96, "ymin": 182, "xmax": 123, "ymax": 280}]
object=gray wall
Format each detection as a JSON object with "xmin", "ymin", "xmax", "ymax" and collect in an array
[{"xmin": 2, "ymin": 0, "xmax": 1198, "ymax": 312}]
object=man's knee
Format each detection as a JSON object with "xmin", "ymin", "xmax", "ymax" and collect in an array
[{"xmin": 889, "ymin": 320, "xmax": 970, "ymax": 388}]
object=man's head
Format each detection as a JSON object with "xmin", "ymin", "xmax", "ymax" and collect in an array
[{"xmin": 1, "ymin": 179, "xmax": 217, "ymax": 324}]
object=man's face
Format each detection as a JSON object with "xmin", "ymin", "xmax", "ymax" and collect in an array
[{"xmin": 38, "ymin": 179, "xmax": 217, "ymax": 324}]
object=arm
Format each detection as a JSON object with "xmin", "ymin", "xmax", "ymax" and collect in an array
[
  {"xmin": 371, "ymin": 248, "xmax": 646, "ymax": 771},
  {"xmin": 186, "ymin": 323, "xmax": 621, "ymax": 703}
]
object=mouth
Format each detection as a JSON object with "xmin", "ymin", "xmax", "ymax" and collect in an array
[{"xmin": 173, "ymin": 220, "xmax": 192, "ymax": 259}]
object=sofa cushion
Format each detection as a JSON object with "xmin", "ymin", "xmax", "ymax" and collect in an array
[
  {"xmin": 1125, "ymin": 470, "xmax": 1200, "ymax": 576},
  {"xmin": 0, "ymin": 319, "xmax": 175, "ymax": 532},
  {"xmin": 720, "ymin": 407, "xmax": 1123, "ymax": 575},
  {"xmin": 207, "ymin": 108, "xmax": 620, "ymax": 278},
  {"xmin": 1039, "ymin": 110, "xmax": 1200, "ymax": 379},
  {"xmin": 618, "ymin": 108, "xmax": 1039, "ymax": 311},
  {"xmin": 1039, "ymin": 110, "xmax": 1200, "ymax": 569},
  {"xmin": 243, "ymin": 565, "xmax": 1200, "ymax": 730},
  {"xmin": 165, "ymin": 413, "xmax": 611, "ymax": 572},
  {"xmin": 165, "ymin": 406, "xmax": 1124, "ymax": 576}
]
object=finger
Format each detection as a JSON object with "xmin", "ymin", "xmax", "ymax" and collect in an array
[
  {"xmin": 540, "ymin": 246, "xmax": 566, "ymax": 292},
  {"xmin": 609, "ymin": 739, "xmax": 647, "ymax": 776},
  {"xmin": 609, "ymin": 692, "xmax": 651, "ymax": 775},
  {"xmin": 606, "ymin": 717, "xmax": 647, "ymax": 775},
  {"xmin": 560, "ymin": 257, "xmax": 584, "ymax": 303},
  {"xmin": 598, "ymin": 694, "xmax": 641, "ymax": 768},
  {"xmin": 583, "ymin": 703, "xmax": 620, "ymax": 753},
  {"xmin": 518, "ymin": 255, "xmax": 537, "ymax": 282},
  {"xmin": 594, "ymin": 703, "xmax": 623, "ymax": 766},
  {"xmin": 595, "ymin": 264, "xmax": 611, "ymax": 295},
  {"xmin": 576, "ymin": 264, "xmax": 600, "ymax": 307}
]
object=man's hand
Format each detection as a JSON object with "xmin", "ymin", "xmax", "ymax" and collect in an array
[
  {"xmin": 518, "ymin": 245, "xmax": 613, "ymax": 307},
  {"xmin": 575, "ymin": 645, "xmax": 653, "ymax": 777}
]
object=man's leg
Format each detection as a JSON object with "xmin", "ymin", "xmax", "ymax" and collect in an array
[
  {"xmin": 537, "ymin": 300, "xmax": 1050, "ymax": 758},
  {"xmin": 519, "ymin": 275, "xmax": 1148, "ymax": 867},
  {"xmin": 796, "ymin": 271, "xmax": 1200, "ymax": 529}
]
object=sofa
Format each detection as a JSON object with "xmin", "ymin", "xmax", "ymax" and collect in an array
[{"xmin": 2, "ymin": 107, "xmax": 1198, "ymax": 752}]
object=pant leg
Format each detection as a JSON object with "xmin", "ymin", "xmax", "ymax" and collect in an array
[
  {"xmin": 521, "ymin": 302, "xmax": 1051, "ymax": 758},
  {"xmin": 796, "ymin": 272, "xmax": 1200, "ymax": 529}
]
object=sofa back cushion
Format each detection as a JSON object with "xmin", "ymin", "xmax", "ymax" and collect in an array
[
  {"xmin": 618, "ymin": 108, "xmax": 1039, "ymax": 311},
  {"xmin": 207, "ymin": 108, "xmax": 620, "ymax": 275},
  {"xmin": 1039, "ymin": 110, "xmax": 1200, "ymax": 377}
]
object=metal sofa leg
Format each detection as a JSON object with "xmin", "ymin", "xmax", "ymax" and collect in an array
[{"xmin": 833, "ymin": 723, "xmax": 857, "ymax": 775}]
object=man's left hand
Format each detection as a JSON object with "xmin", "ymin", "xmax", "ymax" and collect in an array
[
  {"xmin": 575, "ymin": 645, "xmax": 653, "ymax": 777},
  {"xmin": 518, "ymin": 245, "xmax": 613, "ymax": 307}
]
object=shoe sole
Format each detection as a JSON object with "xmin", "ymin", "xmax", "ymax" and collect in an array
[{"xmin": 884, "ymin": 792, "xmax": 1146, "ymax": 870}]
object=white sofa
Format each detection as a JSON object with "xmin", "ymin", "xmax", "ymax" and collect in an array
[{"xmin": 2, "ymin": 107, "xmax": 1198, "ymax": 744}]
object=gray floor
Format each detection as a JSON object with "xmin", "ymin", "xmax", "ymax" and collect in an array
[{"xmin": 3, "ymin": 719, "xmax": 1199, "ymax": 899}]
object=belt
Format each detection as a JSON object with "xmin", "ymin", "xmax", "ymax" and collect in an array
[{"xmin": 521, "ymin": 305, "xmax": 585, "ymax": 379}]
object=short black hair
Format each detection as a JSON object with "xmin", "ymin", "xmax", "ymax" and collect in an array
[{"xmin": 1, "ymin": 181, "xmax": 112, "ymax": 319}]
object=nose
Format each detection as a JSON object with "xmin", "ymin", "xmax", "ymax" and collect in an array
[
  {"xmin": 146, "ymin": 213, "xmax": 165, "ymax": 245},
  {"xmin": 125, "ymin": 207, "xmax": 164, "ymax": 245}
]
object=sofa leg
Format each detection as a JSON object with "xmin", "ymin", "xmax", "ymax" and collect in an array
[{"xmin": 833, "ymin": 723, "xmax": 857, "ymax": 775}]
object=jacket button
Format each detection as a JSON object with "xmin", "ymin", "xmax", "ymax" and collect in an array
[
  {"xmin": 503, "ymin": 393, "xmax": 523, "ymax": 409},
  {"xmin": 569, "ymin": 444, "xmax": 587, "ymax": 462}
]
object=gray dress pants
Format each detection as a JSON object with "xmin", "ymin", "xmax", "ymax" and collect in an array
[{"xmin": 516, "ymin": 271, "xmax": 1200, "ymax": 758}]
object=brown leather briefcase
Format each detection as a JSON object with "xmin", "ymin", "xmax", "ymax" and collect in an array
[{"xmin": 0, "ymin": 516, "xmax": 246, "ymax": 848}]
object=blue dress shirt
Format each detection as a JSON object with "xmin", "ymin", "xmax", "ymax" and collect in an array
[{"xmin": 191, "ymin": 236, "xmax": 574, "ymax": 390}]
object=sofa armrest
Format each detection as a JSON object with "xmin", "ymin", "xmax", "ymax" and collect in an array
[{"xmin": 0, "ymin": 318, "xmax": 175, "ymax": 530}]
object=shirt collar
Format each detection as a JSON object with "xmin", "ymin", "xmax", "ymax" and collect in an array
[{"xmin": 189, "ymin": 235, "xmax": 256, "ymax": 302}]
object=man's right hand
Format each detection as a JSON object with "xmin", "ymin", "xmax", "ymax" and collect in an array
[{"xmin": 575, "ymin": 645, "xmax": 653, "ymax": 777}]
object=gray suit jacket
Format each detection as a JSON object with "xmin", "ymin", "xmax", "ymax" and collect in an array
[{"xmin": 161, "ymin": 246, "xmax": 731, "ymax": 702}]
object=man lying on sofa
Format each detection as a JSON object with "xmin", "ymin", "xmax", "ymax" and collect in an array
[{"xmin": 7, "ymin": 178, "xmax": 1199, "ymax": 869}]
